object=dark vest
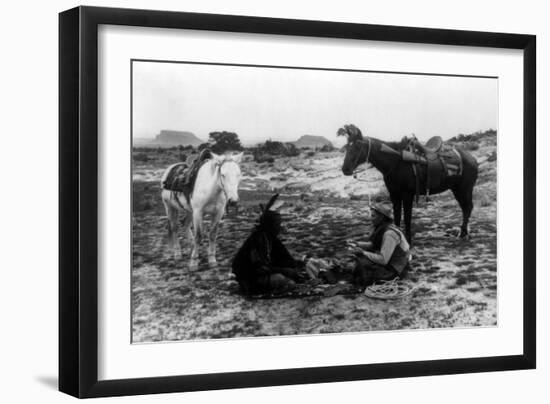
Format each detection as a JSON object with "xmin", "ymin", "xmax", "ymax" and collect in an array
[{"xmin": 370, "ymin": 223, "xmax": 410, "ymax": 273}]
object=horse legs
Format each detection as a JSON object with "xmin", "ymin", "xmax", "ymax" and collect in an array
[
  {"xmin": 403, "ymin": 193, "xmax": 414, "ymax": 244},
  {"xmin": 163, "ymin": 197, "xmax": 182, "ymax": 259},
  {"xmin": 390, "ymin": 193, "xmax": 402, "ymax": 227},
  {"xmin": 207, "ymin": 208, "xmax": 225, "ymax": 266},
  {"xmin": 452, "ymin": 187, "xmax": 474, "ymax": 239},
  {"xmin": 181, "ymin": 212, "xmax": 193, "ymax": 244},
  {"xmin": 190, "ymin": 210, "xmax": 204, "ymax": 268}
]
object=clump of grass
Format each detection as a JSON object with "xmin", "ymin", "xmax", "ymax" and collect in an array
[
  {"xmin": 475, "ymin": 193, "xmax": 493, "ymax": 207},
  {"xmin": 254, "ymin": 155, "xmax": 275, "ymax": 164},
  {"xmin": 369, "ymin": 188, "xmax": 390, "ymax": 203},
  {"xmin": 462, "ymin": 140, "xmax": 480, "ymax": 151},
  {"xmin": 133, "ymin": 152, "xmax": 149, "ymax": 162},
  {"xmin": 455, "ymin": 276, "xmax": 468, "ymax": 286}
]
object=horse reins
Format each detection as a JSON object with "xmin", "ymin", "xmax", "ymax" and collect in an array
[
  {"xmin": 352, "ymin": 137, "xmax": 400, "ymax": 179},
  {"xmin": 352, "ymin": 137, "xmax": 372, "ymax": 180}
]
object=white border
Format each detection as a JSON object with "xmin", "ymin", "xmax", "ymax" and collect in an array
[{"xmin": 98, "ymin": 25, "xmax": 523, "ymax": 381}]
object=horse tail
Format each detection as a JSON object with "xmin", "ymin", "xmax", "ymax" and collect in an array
[
  {"xmin": 456, "ymin": 147, "xmax": 478, "ymax": 176},
  {"xmin": 452, "ymin": 147, "xmax": 478, "ymax": 192}
]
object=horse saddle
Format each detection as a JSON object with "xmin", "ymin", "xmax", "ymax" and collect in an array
[
  {"xmin": 400, "ymin": 137, "xmax": 462, "ymax": 199},
  {"xmin": 162, "ymin": 149, "xmax": 213, "ymax": 202},
  {"xmin": 403, "ymin": 136, "xmax": 443, "ymax": 159},
  {"xmin": 421, "ymin": 136, "xmax": 443, "ymax": 154}
]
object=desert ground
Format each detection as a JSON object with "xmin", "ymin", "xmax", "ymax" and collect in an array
[{"xmin": 131, "ymin": 133, "xmax": 497, "ymax": 342}]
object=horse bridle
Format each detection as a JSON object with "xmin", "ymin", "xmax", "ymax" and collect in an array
[
  {"xmin": 215, "ymin": 160, "xmax": 232, "ymax": 201},
  {"xmin": 353, "ymin": 136, "xmax": 401, "ymax": 177},
  {"xmin": 351, "ymin": 137, "xmax": 372, "ymax": 176}
]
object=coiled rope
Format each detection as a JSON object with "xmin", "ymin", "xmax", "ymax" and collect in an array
[{"xmin": 364, "ymin": 278, "xmax": 414, "ymax": 300}]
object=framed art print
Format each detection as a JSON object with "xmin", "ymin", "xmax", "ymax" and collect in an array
[{"xmin": 59, "ymin": 6, "xmax": 536, "ymax": 398}]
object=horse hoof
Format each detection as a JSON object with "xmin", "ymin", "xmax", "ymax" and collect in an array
[
  {"xmin": 208, "ymin": 257, "xmax": 218, "ymax": 266},
  {"xmin": 189, "ymin": 259, "xmax": 199, "ymax": 270}
]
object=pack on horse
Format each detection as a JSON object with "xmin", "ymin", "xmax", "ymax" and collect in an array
[
  {"xmin": 339, "ymin": 124, "xmax": 478, "ymax": 242},
  {"xmin": 161, "ymin": 149, "xmax": 243, "ymax": 268}
]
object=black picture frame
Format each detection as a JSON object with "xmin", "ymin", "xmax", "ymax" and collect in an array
[{"xmin": 59, "ymin": 5, "xmax": 536, "ymax": 398}]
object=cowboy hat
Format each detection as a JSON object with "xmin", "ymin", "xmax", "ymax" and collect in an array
[{"xmin": 370, "ymin": 202, "xmax": 394, "ymax": 220}]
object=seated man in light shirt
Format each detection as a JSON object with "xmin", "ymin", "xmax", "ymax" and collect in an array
[{"xmin": 349, "ymin": 203, "xmax": 411, "ymax": 287}]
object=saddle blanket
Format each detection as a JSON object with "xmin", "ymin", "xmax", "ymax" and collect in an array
[
  {"xmin": 402, "ymin": 144, "xmax": 463, "ymax": 195},
  {"xmin": 162, "ymin": 150, "xmax": 213, "ymax": 202},
  {"xmin": 162, "ymin": 163, "xmax": 190, "ymax": 193},
  {"xmin": 401, "ymin": 147, "xmax": 462, "ymax": 177},
  {"xmin": 430, "ymin": 148, "xmax": 463, "ymax": 178}
]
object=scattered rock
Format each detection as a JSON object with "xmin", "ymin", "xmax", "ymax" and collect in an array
[{"xmin": 284, "ymin": 182, "xmax": 311, "ymax": 192}]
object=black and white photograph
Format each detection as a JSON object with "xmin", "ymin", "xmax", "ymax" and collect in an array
[
  {"xmin": 131, "ymin": 60, "xmax": 498, "ymax": 342},
  {"xmin": 2, "ymin": 0, "xmax": 545, "ymax": 401}
]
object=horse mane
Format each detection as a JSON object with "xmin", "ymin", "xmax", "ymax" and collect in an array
[
  {"xmin": 368, "ymin": 136, "xmax": 409, "ymax": 152},
  {"xmin": 337, "ymin": 124, "xmax": 409, "ymax": 152},
  {"xmin": 384, "ymin": 138, "xmax": 409, "ymax": 151},
  {"xmin": 197, "ymin": 148, "xmax": 214, "ymax": 162}
]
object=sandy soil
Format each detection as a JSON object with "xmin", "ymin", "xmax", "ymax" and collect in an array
[{"xmin": 131, "ymin": 138, "xmax": 497, "ymax": 342}]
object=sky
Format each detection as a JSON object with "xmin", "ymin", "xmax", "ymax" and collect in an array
[{"xmin": 132, "ymin": 60, "xmax": 497, "ymax": 146}]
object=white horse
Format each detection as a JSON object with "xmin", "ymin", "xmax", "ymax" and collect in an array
[{"xmin": 160, "ymin": 152, "xmax": 243, "ymax": 268}]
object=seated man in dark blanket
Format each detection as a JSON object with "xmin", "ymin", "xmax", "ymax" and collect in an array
[
  {"xmin": 232, "ymin": 194, "xmax": 305, "ymax": 295},
  {"xmin": 350, "ymin": 203, "xmax": 411, "ymax": 287}
]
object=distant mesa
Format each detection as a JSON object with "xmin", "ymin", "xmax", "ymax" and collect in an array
[
  {"xmin": 292, "ymin": 135, "xmax": 333, "ymax": 149},
  {"xmin": 136, "ymin": 130, "xmax": 204, "ymax": 147}
]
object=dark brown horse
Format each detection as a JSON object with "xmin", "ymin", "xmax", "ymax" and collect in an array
[{"xmin": 339, "ymin": 124, "xmax": 478, "ymax": 242}]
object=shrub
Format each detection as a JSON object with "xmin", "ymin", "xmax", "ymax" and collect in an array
[
  {"xmin": 253, "ymin": 154, "xmax": 275, "ymax": 164},
  {"xmin": 462, "ymin": 141, "xmax": 480, "ymax": 151},
  {"xmin": 319, "ymin": 144, "xmax": 335, "ymax": 152},
  {"xmin": 254, "ymin": 140, "xmax": 300, "ymax": 161},
  {"xmin": 449, "ymin": 129, "xmax": 497, "ymax": 143},
  {"xmin": 208, "ymin": 131, "xmax": 244, "ymax": 153},
  {"xmin": 476, "ymin": 193, "xmax": 493, "ymax": 207},
  {"xmin": 198, "ymin": 142, "xmax": 210, "ymax": 151},
  {"xmin": 133, "ymin": 152, "xmax": 149, "ymax": 162},
  {"xmin": 285, "ymin": 143, "xmax": 300, "ymax": 157}
]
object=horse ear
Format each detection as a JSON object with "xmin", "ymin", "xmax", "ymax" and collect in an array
[
  {"xmin": 264, "ymin": 193, "xmax": 279, "ymax": 211},
  {"xmin": 337, "ymin": 127, "xmax": 348, "ymax": 138},
  {"xmin": 232, "ymin": 152, "xmax": 244, "ymax": 163},
  {"xmin": 211, "ymin": 152, "xmax": 224, "ymax": 165}
]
